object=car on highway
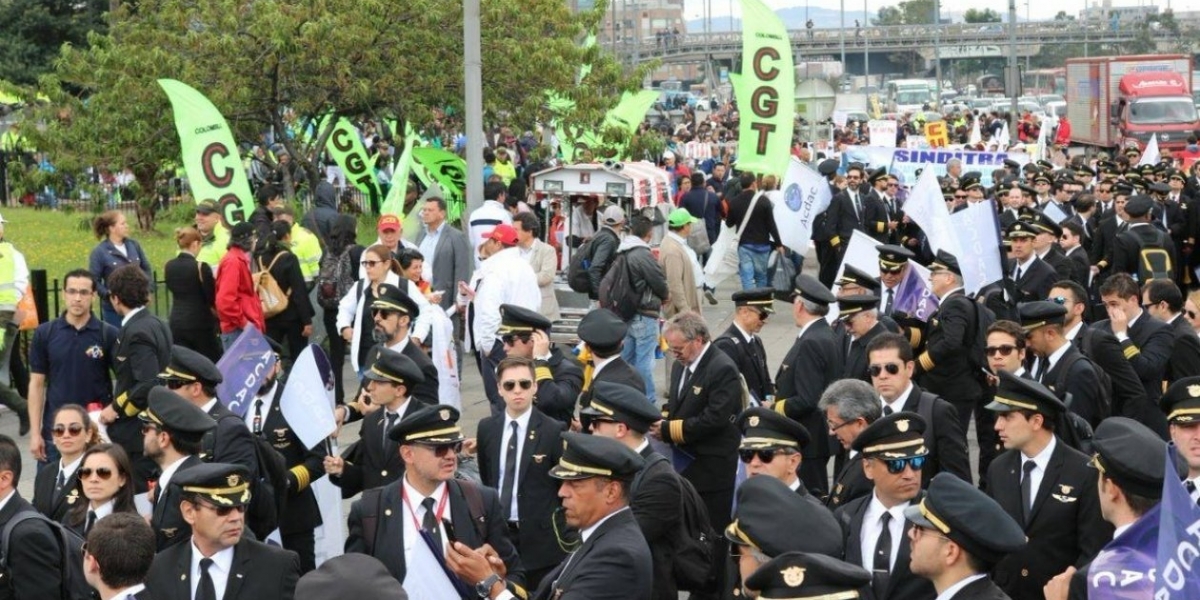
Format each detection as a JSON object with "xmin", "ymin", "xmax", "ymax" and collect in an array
[{"xmin": 1036, "ymin": 94, "xmax": 1066, "ymax": 109}]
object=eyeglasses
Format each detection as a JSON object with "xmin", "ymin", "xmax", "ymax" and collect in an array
[
  {"xmin": 985, "ymin": 345, "xmax": 1018, "ymax": 357},
  {"xmin": 886, "ymin": 183, "xmax": 899, "ymax": 188},
  {"xmin": 193, "ymin": 499, "xmax": 247, "ymax": 517},
  {"xmin": 753, "ymin": 309, "xmax": 771, "ymax": 320},
  {"xmin": 827, "ymin": 418, "xmax": 858, "ymax": 432},
  {"xmin": 738, "ymin": 448, "xmax": 792, "ymax": 464},
  {"xmin": 910, "ymin": 525, "xmax": 951, "ymax": 543},
  {"xmin": 52, "ymin": 423, "xmax": 85, "ymax": 437},
  {"xmin": 371, "ymin": 309, "xmax": 398, "ymax": 319},
  {"xmin": 419, "ymin": 442, "xmax": 463, "ymax": 457},
  {"xmin": 1050, "ymin": 296, "xmax": 1068, "ymax": 305},
  {"xmin": 141, "ymin": 423, "xmax": 161, "ymax": 434},
  {"xmin": 877, "ymin": 455, "xmax": 927, "ymax": 474},
  {"xmin": 1142, "ymin": 301, "xmax": 1160, "ymax": 310},
  {"xmin": 157, "ymin": 376, "xmax": 191, "ymax": 390},
  {"xmin": 78, "ymin": 467, "xmax": 114, "ymax": 480},
  {"xmin": 868, "ymin": 363, "xmax": 903, "ymax": 377},
  {"xmin": 361, "ymin": 260, "xmax": 385, "ymax": 268},
  {"xmin": 500, "ymin": 379, "xmax": 533, "ymax": 392},
  {"xmin": 1187, "ymin": 310, "xmax": 1197, "ymax": 320},
  {"xmin": 501, "ymin": 334, "xmax": 533, "ymax": 346}
]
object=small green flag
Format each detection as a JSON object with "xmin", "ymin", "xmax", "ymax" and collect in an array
[
  {"xmin": 380, "ymin": 125, "xmax": 420, "ymax": 217},
  {"xmin": 411, "ymin": 147, "xmax": 468, "ymax": 223},
  {"xmin": 733, "ymin": 0, "xmax": 794, "ymax": 178},
  {"xmin": 158, "ymin": 79, "xmax": 255, "ymax": 226},
  {"xmin": 321, "ymin": 117, "xmax": 380, "ymax": 198}
]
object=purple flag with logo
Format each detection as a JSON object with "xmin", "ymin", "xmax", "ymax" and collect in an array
[
  {"xmin": 214, "ymin": 326, "xmax": 276, "ymax": 418},
  {"xmin": 892, "ymin": 265, "xmax": 940, "ymax": 322},
  {"xmin": 1153, "ymin": 443, "xmax": 1200, "ymax": 598},
  {"xmin": 1087, "ymin": 504, "xmax": 1159, "ymax": 599}
]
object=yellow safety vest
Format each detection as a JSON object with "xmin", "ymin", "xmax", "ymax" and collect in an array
[
  {"xmin": 291, "ymin": 226, "xmax": 323, "ymax": 282},
  {"xmin": 197, "ymin": 224, "xmax": 230, "ymax": 268},
  {"xmin": 0, "ymin": 242, "xmax": 20, "ymax": 310}
]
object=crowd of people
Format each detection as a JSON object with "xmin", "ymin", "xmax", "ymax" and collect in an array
[{"xmin": 0, "ymin": 110, "xmax": 1197, "ymax": 600}]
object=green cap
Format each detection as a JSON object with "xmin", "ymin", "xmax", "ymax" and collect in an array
[{"xmin": 667, "ymin": 208, "xmax": 700, "ymax": 228}]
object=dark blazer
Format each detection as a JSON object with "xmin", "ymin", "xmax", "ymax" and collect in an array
[
  {"xmin": 346, "ymin": 479, "xmax": 525, "ymax": 588},
  {"xmin": 332, "ymin": 400, "xmax": 418, "ymax": 498},
  {"xmin": 896, "ymin": 386, "xmax": 971, "ymax": 487},
  {"xmin": 415, "ymin": 224, "xmax": 474, "ymax": 312},
  {"xmin": 1011, "ymin": 256, "xmax": 1058, "ymax": 302},
  {"xmin": 531, "ymin": 347, "xmax": 584, "ymax": 426},
  {"xmin": 948, "ymin": 577, "xmax": 1012, "ymax": 600},
  {"xmin": 1064, "ymin": 246, "xmax": 1091, "ymax": 290},
  {"xmin": 579, "ymin": 357, "xmax": 645, "ymax": 414},
  {"xmin": 844, "ymin": 322, "xmax": 889, "ymax": 383},
  {"xmin": 1165, "ymin": 314, "xmax": 1200, "ymax": 385},
  {"xmin": 826, "ymin": 452, "xmax": 872, "ymax": 509},
  {"xmin": 1041, "ymin": 245, "xmax": 1077, "ymax": 285},
  {"xmin": 258, "ymin": 383, "xmax": 325, "ymax": 535},
  {"xmin": 1089, "ymin": 214, "xmax": 1121, "ymax": 275},
  {"xmin": 0, "ymin": 495, "xmax": 64, "ymax": 600},
  {"xmin": 830, "ymin": 188, "xmax": 887, "ymax": 244},
  {"xmin": 630, "ymin": 447, "xmax": 682, "ymax": 600},
  {"xmin": 987, "ymin": 440, "xmax": 1111, "ymax": 600},
  {"xmin": 370, "ymin": 341, "xmax": 440, "ymax": 407},
  {"xmin": 661, "ymin": 345, "xmax": 743, "ymax": 495},
  {"xmin": 477, "ymin": 408, "xmax": 568, "ymax": 572},
  {"xmin": 257, "ymin": 249, "xmax": 314, "ymax": 326},
  {"xmin": 1095, "ymin": 313, "xmax": 1172, "ymax": 436},
  {"xmin": 151, "ymin": 455, "xmax": 203, "ymax": 551},
  {"xmin": 202, "ymin": 402, "xmax": 260, "ymax": 483},
  {"xmin": 1038, "ymin": 344, "xmax": 1108, "ymax": 428},
  {"xmin": 163, "ymin": 251, "xmax": 217, "ymax": 333},
  {"xmin": 531, "ymin": 508, "xmax": 652, "ymax": 600},
  {"xmin": 835, "ymin": 494, "xmax": 935, "ymax": 600},
  {"xmin": 109, "ymin": 308, "xmax": 173, "ymax": 479},
  {"xmin": 775, "ymin": 318, "xmax": 843, "ymax": 460},
  {"xmin": 712, "ymin": 323, "xmax": 774, "ymax": 402},
  {"xmin": 146, "ymin": 536, "xmax": 301, "ymax": 600},
  {"xmin": 32, "ymin": 463, "xmax": 79, "ymax": 522},
  {"xmin": 917, "ymin": 291, "xmax": 984, "ymax": 402},
  {"xmin": 1071, "ymin": 324, "xmax": 1150, "ymax": 428}
]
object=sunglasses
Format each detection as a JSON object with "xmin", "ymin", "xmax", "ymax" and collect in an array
[
  {"xmin": 501, "ymin": 334, "xmax": 533, "ymax": 346},
  {"xmin": 501, "ymin": 379, "xmax": 534, "ymax": 392},
  {"xmin": 985, "ymin": 345, "xmax": 1018, "ymax": 357},
  {"xmin": 868, "ymin": 363, "xmax": 903, "ymax": 377},
  {"xmin": 371, "ymin": 309, "xmax": 398, "ymax": 319},
  {"xmin": 79, "ymin": 467, "xmax": 115, "ymax": 480},
  {"xmin": 1187, "ymin": 310, "xmax": 1197, "ymax": 320},
  {"xmin": 52, "ymin": 423, "xmax": 85, "ymax": 437},
  {"xmin": 954, "ymin": 195, "xmax": 967, "ymax": 200},
  {"xmin": 738, "ymin": 448, "xmax": 791, "ymax": 464},
  {"xmin": 886, "ymin": 183, "xmax": 899, "ymax": 188},
  {"xmin": 878, "ymin": 455, "xmax": 927, "ymax": 474},
  {"xmin": 360, "ymin": 260, "xmax": 385, "ymax": 268},
  {"xmin": 419, "ymin": 442, "xmax": 463, "ymax": 457},
  {"xmin": 193, "ymin": 499, "xmax": 247, "ymax": 517},
  {"xmin": 158, "ymin": 377, "xmax": 191, "ymax": 390}
]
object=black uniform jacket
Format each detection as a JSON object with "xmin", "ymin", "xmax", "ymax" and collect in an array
[
  {"xmin": 147, "ymin": 536, "xmax": 301, "ymax": 600},
  {"xmin": 531, "ymin": 508, "xmax": 653, "ymax": 600}
]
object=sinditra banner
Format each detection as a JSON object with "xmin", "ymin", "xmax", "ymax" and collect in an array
[{"xmin": 840, "ymin": 146, "xmax": 1031, "ymax": 188}]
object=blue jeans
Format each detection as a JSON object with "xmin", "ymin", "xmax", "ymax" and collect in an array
[
  {"xmin": 737, "ymin": 245, "xmax": 771, "ymax": 290},
  {"xmin": 622, "ymin": 314, "xmax": 659, "ymax": 404},
  {"xmin": 220, "ymin": 328, "xmax": 244, "ymax": 351}
]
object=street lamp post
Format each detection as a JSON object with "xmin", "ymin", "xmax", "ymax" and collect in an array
[
  {"xmin": 1008, "ymin": 0, "xmax": 1018, "ymax": 134},
  {"xmin": 1024, "ymin": 0, "xmax": 1031, "ymax": 70},
  {"xmin": 864, "ymin": 0, "xmax": 869, "ymax": 86},
  {"xmin": 465, "ymin": 0, "xmax": 483, "ymax": 215},
  {"xmin": 934, "ymin": 0, "xmax": 942, "ymax": 100},
  {"xmin": 840, "ymin": 0, "xmax": 846, "ymax": 82}
]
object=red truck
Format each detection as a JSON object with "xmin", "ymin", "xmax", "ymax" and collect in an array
[{"xmin": 1065, "ymin": 54, "xmax": 1199, "ymax": 155}]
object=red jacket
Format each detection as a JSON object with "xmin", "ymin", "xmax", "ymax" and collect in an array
[
  {"xmin": 215, "ymin": 246, "xmax": 265, "ymax": 334},
  {"xmin": 1054, "ymin": 119, "xmax": 1072, "ymax": 146}
]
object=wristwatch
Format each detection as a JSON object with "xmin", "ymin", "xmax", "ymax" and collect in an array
[{"xmin": 476, "ymin": 573, "xmax": 503, "ymax": 598}]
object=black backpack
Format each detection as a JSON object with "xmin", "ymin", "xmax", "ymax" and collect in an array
[
  {"xmin": 567, "ymin": 236, "xmax": 600, "ymax": 294},
  {"xmin": 1050, "ymin": 351, "xmax": 1111, "ymax": 456},
  {"xmin": 966, "ymin": 297, "xmax": 997, "ymax": 374},
  {"xmin": 598, "ymin": 250, "xmax": 642, "ymax": 321},
  {"xmin": 1127, "ymin": 228, "xmax": 1173, "ymax": 283},
  {"xmin": 632, "ymin": 453, "xmax": 719, "ymax": 592},
  {"xmin": 0, "ymin": 509, "xmax": 92, "ymax": 600},
  {"xmin": 206, "ymin": 413, "xmax": 289, "ymax": 541}
]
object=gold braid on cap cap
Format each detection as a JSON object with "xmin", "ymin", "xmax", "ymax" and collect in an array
[
  {"xmin": 862, "ymin": 437, "xmax": 925, "ymax": 455},
  {"xmin": 371, "ymin": 299, "xmax": 410, "ymax": 314},
  {"xmin": 992, "ymin": 396, "xmax": 1039, "ymax": 411},
  {"xmin": 740, "ymin": 437, "xmax": 799, "ymax": 448},
  {"xmin": 587, "ymin": 401, "xmax": 615, "ymax": 416},
  {"xmin": 498, "ymin": 324, "xmax": 535, "ymax": 334},
  {"xmin": 757, "ymin": 592, "xmax": 860, "ymax": 600},
  {"xmin": 1168, "ymin": 407, "xmax": 1200, "ymax": 422},
  {"xmin": 162, "ymin": 367, "xmax": 198, "ymax": 381},
  {"xmin": 368, "ymin": 365, "xmax": 406, "ymax": 385},
  {"xmin": 405, "ymin": 426, "xmax": 462, "ymax": 442},
  {"xmin": 918, "ymin": 498, "xmax": 951, "ymax": 534},
  {"xmin": 556, "ymin": 458, "xmax": 613, "ymax": 477},
  {"xmin": 725, "ymin": 520, "xmax": 760, "ymax": 551},
  {"xmin": 182, "ymin": 481, "xmax": 250, "ymax": 497}
]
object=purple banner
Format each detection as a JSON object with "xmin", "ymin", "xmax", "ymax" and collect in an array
[
  {"xmin": 892, "ymin": 266, "xmax": 940, "ymax": 322},
  {"xmin": 1087, "ymin": 505, "xmax": 1159, "ymax": 599},
  {"xmin": 214, "ymin": 327, "xmax": 276, "ymax": 418},
  {"xmin": 1154, "ymin": 443, "xmax": 1200, "ymax": 598}
]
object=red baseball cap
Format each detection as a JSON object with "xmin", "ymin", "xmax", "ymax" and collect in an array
[
  {"xmin": 377, "ymin": 214, "xmax": 401, "ymax": 233},
  {"xmin": 485, "ymin": 224, "xmax": 519, "ymax": 246}
]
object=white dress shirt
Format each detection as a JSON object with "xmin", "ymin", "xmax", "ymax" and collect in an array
[
  {"xmin": 109, "ymin": 583, "xmax": 147, "ymax": 600},
  {"xmin": 157, "ymin": 456, "xmax": 190, "ymax": 495},
  {"xmin": 678, "ymin": 343, "xmax": 713, "ymax": 396},
  {"xmin": 243, "ymin": 381, "xmax": 278, "ymax": 432},
  {"xmin": 189, "ymin": 543, "xmax": 234, "ymax": 600},
  {"xmin": 498, "ymin": 408, "xmax": 533, "ymax": 521},
  {"xmin": 59, "ymin": 454, "xmax": 84, "ymax": 484},
  {"xmin": 881, "ymin": 382, "xmax": 915, "ymax": 415},
  {"xmin": 401, "ymin": 478, "xmax": 453, "ymax": 559},
  {"xmin": 859, "ymin": 495, "xmax": 909, "ymax": 573},
  {"xmin": 1020, "ymin": 435, "xmax": 1057, "ymax": 508}
]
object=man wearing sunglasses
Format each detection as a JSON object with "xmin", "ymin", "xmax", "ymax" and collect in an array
[
  {"xmin": 724, "ymin": 474, "xmax": 844, "ymax": 598},
  {"xmin": 1059, "ymin": 221, "xmax": 1091, "ymax": 291},
  {"xmin": 712, "ymin": 288, "xmax": 775, "ymax": 405},
  {"xmin": 326, "ymin": 350, "xmax": 425, "ymax": 499},
  {"xmin": 876, "ymin": 245, "xmax": 914, "ymax": 319},
  {"xmin": 494, "ymin": 304, "xmax": 581, "ymax": 427},
  {"xmin": 348, "ymin": 404, "xmax": 526, "ymax": 597},
  {"xmin": 736, "ymin": 406, "xmax": 814, "ymax": 499},
  {"xmin": 835, "ymin": 412, "xmax": 935, "ymax": 600},
  {"xmin": 146, "ymin": 463, "xmax": 301, "ymax": 600},
  {"xmin": 475, "ymin": 357, "xmax": 568, "ymax": 592},
  {"xmin": 865, "ymin": 167, "xmax": 896, "ymax": 245},
  {"xmin": 368, "ymin": 284, "xmax": 439, "ymax": 407},
  {"xmin": 140, "ymin": 387, "xmax": 217, "ymax": 551},
  {"xmin": 1141, "ymin": 279, "xmax": 1200, "ymax": 385},
  {"xmin": 1044, "ymin": 418, "xmax": 1170, "ymax": 600},
  {"xmin": 582, "ymin": 381, "xmax": 682, "ymax": 600},
  {"xmin": 985, "ymin": 370, "xmax": 1110, "ymax": 600},
  {"xmin": 905, "ymin": 474, "xmax": 1026, "ymax": 600},
  {"xmin": 1028, "ymin": 211, "xmax": 1077, "ymax": 285},
  {"xmin": 1020, "ymin": 302, "xmax": 1109, "ymax": 429},
  {"xmin": 1007, "ymin": 220, "xmax": 1058, "ymax": 303}
]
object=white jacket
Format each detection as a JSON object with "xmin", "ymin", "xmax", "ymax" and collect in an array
[
  {"xmin": 335, "ymin": 271, "xmax": 434, "ymax": 372},
  {"xmin": 466, "ymin": 246, "xmax": 541, "ymax": 352}
]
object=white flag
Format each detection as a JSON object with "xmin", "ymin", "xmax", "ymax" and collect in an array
[
  {"xmin": 1138, "ymin": 134, "xmax": 1160, "ymax": 166},
  {"xmin": 773, "ymin": 157, "xmax": 834, "ymax": 255},
  {"xmin": 949, "ymin": 200, "xmax": 1003, "ymax": 295},
  {"xmin": 968, "ymin": 118, "xmax": 982, "ymax": 146},
  {"xmin": 280, "ymin": 344, "xmax": 337, "ymax": 449},
  {"xmin": 997, "ymin": 121, "xmax": 1011, "ymax": 149},
  {"xmin": 901, "ymin": 168, "xmax": 962, "ymax": 258},
  {"xmin": 1036, "ymin": 115, "xmax": 1048, "ymax": 161}
]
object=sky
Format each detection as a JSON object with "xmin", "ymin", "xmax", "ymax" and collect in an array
[{"xmin": 681, "ymin": 0, "xmax": 1186, "ymax": 22}]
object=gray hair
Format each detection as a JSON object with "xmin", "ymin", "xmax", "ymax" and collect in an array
[
  {"xmin": 665, "ymin": 311, "xmax": 710, "ymax": 343},
  {"xmin": 817, "ymin": 379, "xmax": 883, "ymax": 424},
  {"xmin": 798, "ymin": 297, "xmax": 830, "ymax": 317},
  {"xmin": 946, "ymin": 158, "xmax": 962, "ymax": 170}
]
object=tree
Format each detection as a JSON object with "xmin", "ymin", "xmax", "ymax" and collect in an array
[
  {"xmin": 0, "ymin": 0, "xmax": 108, "ymax": 86},
  {"xmin": 1054, "ymin": 11, "xmax": 1075, "ymax": 21},
  {"xmin": 964, "ymin": 9, "xmax": 1001, "ymax": 24},
  {"xmin": 872, "ymin": 0, "xmax": 936, "ymax": 75},
  {"xmin": 15, "ymin": 0, "xmax": 642, "ymax": 228}
]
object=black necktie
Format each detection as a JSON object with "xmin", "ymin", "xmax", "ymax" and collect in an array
[
  {"xmin": 1033, "ymin": 359, "xmax": 1045, "ymax": 382},
  {"xmin": 55, "ymin": 470, "xmax": 65, "ymax": 496},
  {"xmin": 1021, "ymin": 460, "xmax": 1037, "ymax": 524},
  {"xmin": 1186, "ymin": 480, "xmax": 1199, "ymax": 508},
  {"xmin": 500, "ymin": 421, "xmax": 519, "ymax": 517},
  {"xmin": 252, "ymin": 398, "xmax": 264, "ymax": 435},
  {"xmin": 85, "ymin": 510, "xmax": 97, "ymax": 535},
  {"xmin": 197, "ymin": 557, "xmax": 216, "ymax": 600},
  {"xmin": 884, "ymin": 288, "xmax": 894, "ymax": 315},
  {"xmin": 421, "ymin": 496, "xmax": 443, "ymax": 556},
  {"xmin": 1014, "ymin": 266, "xmax": 1023, "ymax": 281},
  {"xmin": 883, "ymin": 405, "xmax": 894, "ymax": 416},
  {"xmin": 852, "ymin": 194, "xmax": 862, "ymax": 221},
  {"xmin": 384, "ymin": 412, "xmax": 399, "ymax": 454},
  {"xmin": 872, "ymin": 512, "xmax": 893, "ymax": 597},
  {"xmin": 679, "ymin": 367, "xmax": 693, "ymax": 397}
]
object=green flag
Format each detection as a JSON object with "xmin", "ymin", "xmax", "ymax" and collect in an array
[
  {"xmin": 321, "ymin": 117, "xmax": 380, "ymax": 198},
  {"xmin": 158, "ymin": 79, "xmax": 254, "ymax": 226},
  {"xmin": 380, "ymin": 126, "xmax": 420, "ymax": 217},
  {"xmin": 556, "ymin": 90, "xmax": 659, "ymax": 162},
  {"xmin": 411, "ymin": 147, "xmax": 468, "ymax": 223},
  {"xmin": 733, "ymin": 0, "xmax": 794, "ymax": 177}
]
